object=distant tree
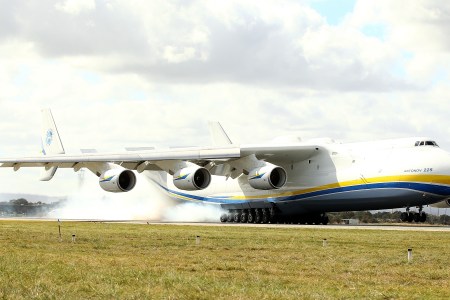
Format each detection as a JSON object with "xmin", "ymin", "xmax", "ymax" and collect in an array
[
  {"xmin": 10, "ymin": 198, "xmax": 29, "ymax": 205},
  {"xmin": 328, "ymin": 210, "xmax": 449, "ymax": 225},
  {"xmin": 439, "ymin": 214, "xmax": 450, "ymax": 225}
]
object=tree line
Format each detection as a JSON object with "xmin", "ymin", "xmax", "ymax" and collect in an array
[
  {"xmin": 328, "ymin": 210, "xmax": 450, "ymax": 225},
  {"xmin": 0, "ymin": 198, "xmax": 59, "ymax": 217}
]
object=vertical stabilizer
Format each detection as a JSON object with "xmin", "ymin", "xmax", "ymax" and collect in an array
[
  {"xmin": 208, "ymin": 121, "xmax": 233, "ymax": 146},
  {"xmin": 40, "ymin": 109, "xmax": 65, "ymax": 181}
]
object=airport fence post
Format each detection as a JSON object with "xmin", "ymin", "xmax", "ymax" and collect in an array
[
  {"xmin": 58, "ymin": 219, "xmax": 62, "ymax": 242},
  {"xmin": 407, "ymin": 248, "xmax": 412, "ymax": 262}
]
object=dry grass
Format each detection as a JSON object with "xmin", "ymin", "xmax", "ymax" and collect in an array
[{"xmin": 0, "ymin": 220, "xmax": 449, "ymax": 299}]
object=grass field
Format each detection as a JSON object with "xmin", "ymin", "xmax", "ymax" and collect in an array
[{"xmin": 0, "ymin": 221, "xmax": 449, "ymax": 299}]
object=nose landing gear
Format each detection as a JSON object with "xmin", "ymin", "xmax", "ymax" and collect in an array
[{"xmin": 400, "ymin": 206, "xmax": 427, "ymax": 223}]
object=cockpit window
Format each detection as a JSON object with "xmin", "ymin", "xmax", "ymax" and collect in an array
[{"xmin": 415, "ymin": 140, "xmax": 439, "ymax": 147}]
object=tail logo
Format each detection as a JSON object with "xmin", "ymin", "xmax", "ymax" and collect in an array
[{"xmin": 46, "ymin": 129, "xmax": 53, "ymax": 146}]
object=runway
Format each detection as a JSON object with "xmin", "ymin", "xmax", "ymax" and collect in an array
[
  {"xmin": 141, "ymin": 222, "xmax": 450, "ymax": 231},
  {"xmin": 2, "ymin": 217, "xmax": 450, "ymax": 231}
]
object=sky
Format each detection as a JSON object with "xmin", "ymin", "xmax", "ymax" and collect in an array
[{"xmin": 0, "ymin": 0, "xmax": 449, "ymax": 196}]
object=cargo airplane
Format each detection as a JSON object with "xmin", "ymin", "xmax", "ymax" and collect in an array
[{"xmin": 1, "ymin": 109, "xmax": 450, "ymax": 224}]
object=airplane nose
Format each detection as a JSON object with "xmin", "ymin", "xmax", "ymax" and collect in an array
[
  {"xmin": 435, "ymin": 148, "xmax": 450, "ymax": 170},
  {"xmin": 445, "ymin": 151, "xmax": 450, "ymax": 175}
]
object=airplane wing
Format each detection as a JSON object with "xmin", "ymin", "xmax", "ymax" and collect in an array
[
  {"xmin": 0, "ymin": 109, "xmax": 322, "ymax": 192},
  {"xmin": 0, "ymin": 142, "xmax": 321, "ymax": 194},
  {"xmin": 0, "ymin": 144, "xmax": 320, "ymax": 171},
  {"xmin": 0, "ymin": 146, "xmax": 241, "ymax": 169}
]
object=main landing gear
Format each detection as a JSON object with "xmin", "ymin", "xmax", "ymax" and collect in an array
[
  {"xmin": 220, "ymin": 208, "xmax": 274, "ymax": 224},
  {"xmin": 400, "ymin": 206, "xmax": 427, "ymax": 223},
  {"xmin": 220, "ymin": 208, "xmax": 329, "ymax": 225}
]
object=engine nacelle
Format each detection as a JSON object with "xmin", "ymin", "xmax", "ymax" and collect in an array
[
  {"xmin": 248, "ymin": 164, "xmax": 287, "ymax": 190},
  {"xmin": 173, "ymin": 167, "xmax": 211, "ymax": 191},
  {"xmin": 99, "ymin": 169, "xmax": 137, "ymax": 193},
  {"xmin": 430, "ymin": 199, "xmax": 450, "ymax": 208}
]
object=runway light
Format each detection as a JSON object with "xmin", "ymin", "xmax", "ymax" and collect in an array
[
  {"xmin": 196, "ymin": 235, "xmax": 201, "ymax": 245},
  {"xmin": 407, "ymin": 248, "xmax": 413, "ymax": 262},
  {"xmin": 72, "ymin": 234, "xmax": 76, "ymax": 243},
  {"xmin": 323, "ymin": 239, "xmax": 327, "ymax": 247}
]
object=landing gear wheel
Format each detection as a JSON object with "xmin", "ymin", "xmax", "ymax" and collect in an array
[
  {"xmin": 248, "ymin": 210, "xmax": 255, "ymax": 223},
  {"xmin": 269, "ymin": 207, "xmax": 276, "ymax": 218},
  {"xmin": 407, "ymin": 213, "xmax": 414, "ymax": 222},
  {"xmin": 420, "ymin": 212, "xmax": 427, "ymax": 223},
  {"xmin": 400, "ymin": 212, "xmax": 408, "ymax": 222},
  {"xmin": 227, "ymin": 213, "xmax": 234, "ymax": 222},
  {"xmin": 240, "ymin": 212, "xmax": 248, "ymax": 223},
  {"xmin": 262, "ymin": 209, "xmax": 269, "ymax": 224},
  {"xmin": 255, "ymin": 209, "xmax": 262, "ymax": 224},
  {"xmin": 233, "ymin": 212, "xmax": 241, "ymax": 223},
  {"xmin": 321, "ymin": 215, "xmax": 329, "ymax": 225},
  {"xmin": 413, "ymin": 213, "xmax": 421, "ymax": 223},
  {"xmin": 220, "ymin": 214, "xmax": 228, "ymax": 223}
]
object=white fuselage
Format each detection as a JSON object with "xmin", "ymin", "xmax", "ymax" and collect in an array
[{"xmin": 148, "ymin": 137, "xmax": 450, "ymax": 215}]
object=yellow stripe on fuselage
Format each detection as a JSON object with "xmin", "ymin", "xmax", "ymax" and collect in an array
[{"xmin": 226, "ymin": 174, "xmax": 450, "ymax": 201}]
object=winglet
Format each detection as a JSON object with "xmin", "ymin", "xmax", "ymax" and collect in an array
[
  {"xmin": 40, "ymin": 109, "xmax": 65, "ymax": 181},
  {"xmin": 208, "ymin": 121, "xmax": 233, "ymax": 146}
]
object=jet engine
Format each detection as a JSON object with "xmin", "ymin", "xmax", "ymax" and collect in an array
[
  {"xmin": 431, "ymin": 199, "xmax": 450, "ymax": 208},
  {"xmin": 99, "ymin": 168, "xmax": 137, "ymax": 192},
  {"xmin": 248, "ymin": 164, "xmax": 287, "ymax": 190},
  {"xmin": 173, "ymin": 166, "xmax": 211, "ymax": 191}
]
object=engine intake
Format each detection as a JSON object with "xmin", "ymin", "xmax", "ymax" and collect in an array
[
  {"xmin": 173, "ymin": 167, "xmax": 211, "ymax": 191},
  {"xmin": 248, "ymin": 165, "xmax": 287, "ymax": 190},
  {"xmin": 99, "ymin": 169, "xmax": 136, "ymax": 193}
]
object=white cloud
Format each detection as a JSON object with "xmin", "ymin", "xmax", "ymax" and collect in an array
[
  {"xmin": 162, "ymin": 46, "xmax": 198, "ymax": 63},
  {"xmin": 0, "ymin": 0, "xmax": 413, "ymax": 90},
  {"xmin": 347, "ymin": 0, "xmax": 450, "ymax": 83},
  {"xmin": 54, "ymin": 0, "xmax": 96, "ymax": 15}
]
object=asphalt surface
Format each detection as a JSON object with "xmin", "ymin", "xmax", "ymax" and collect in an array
[
  {"xmin": 2, "ymin": 217, "xmax": 450, "ymax": 231},
  {"xmin": 142, "ymin": 222, "xmax": 450, "ymax": 231}
]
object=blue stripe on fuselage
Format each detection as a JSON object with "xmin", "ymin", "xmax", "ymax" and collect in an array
[{"xmin": 153, "ymin": 181, "xmax": 450, "ymax": 205}]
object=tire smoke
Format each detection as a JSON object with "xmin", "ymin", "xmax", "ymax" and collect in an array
[{"xmin": 47, "ymin": 171, "xmax": 225, "ymax": 222}]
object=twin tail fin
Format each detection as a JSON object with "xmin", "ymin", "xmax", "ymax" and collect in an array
[{"xmin": 40, "ymin": 109, "xmax": 65, "ymax": 181}]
